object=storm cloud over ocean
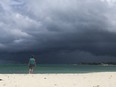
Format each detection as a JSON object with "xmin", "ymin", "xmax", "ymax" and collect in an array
[{"xmin": 0, "ymin": 0, "xmax": 116, "ymax": 64}]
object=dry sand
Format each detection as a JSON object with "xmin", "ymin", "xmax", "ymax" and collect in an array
[{"xmin": 0, "ymin": 72, "xmax": 116, "ymax": 87}]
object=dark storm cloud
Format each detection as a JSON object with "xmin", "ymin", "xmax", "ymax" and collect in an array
[{"xmin": 0, "ymin": 0, "xmax": 116, "ymax": 63}]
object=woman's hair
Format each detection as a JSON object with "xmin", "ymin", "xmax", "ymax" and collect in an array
[{"xmin": 31, "ymin": 55, "xmax": 34, "ymax": 58}]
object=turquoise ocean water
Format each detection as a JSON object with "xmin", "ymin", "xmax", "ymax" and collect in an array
[{"xmin": 0, "ymin": 64, "xmax": 116, "ymax": 74}]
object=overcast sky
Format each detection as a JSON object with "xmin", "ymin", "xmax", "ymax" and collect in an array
[{"xmin": 0, "ymin": 0, "xmax": 116, "ymax": 64}]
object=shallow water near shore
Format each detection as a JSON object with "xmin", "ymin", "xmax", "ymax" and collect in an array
[{"xmin": 0, "ymin": 64, "xmax": 116, "ymax": 74}]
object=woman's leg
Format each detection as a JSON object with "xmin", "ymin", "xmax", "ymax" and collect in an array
[{"xmin": 29, "ymin": 67, "xmax": 33, "ymax": 74}]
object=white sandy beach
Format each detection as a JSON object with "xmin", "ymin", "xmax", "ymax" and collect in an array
[{"xmin": 0, "ymin": 72, "xmax": 116, "ymax": 87}]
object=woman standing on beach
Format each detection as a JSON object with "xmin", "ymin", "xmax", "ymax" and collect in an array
[{"xmin": 28, "ymin": 56, "xmax": 36, "ymax": 74}]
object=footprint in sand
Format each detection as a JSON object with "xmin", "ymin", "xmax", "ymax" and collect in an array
[
  {"xmin": 54, "ymin": 84, "xmax": 57, "ymax": 86},
  {"xmin": 93, "ymin": 85, "xmax": 100, "ymax": 87},
  {"xmin": 44, "ymin": 77, "xmax": 47, "ymax": 79},
  {"xmin": 3, "ymin": 84, "xmax": 6, "ymax": 86}
]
